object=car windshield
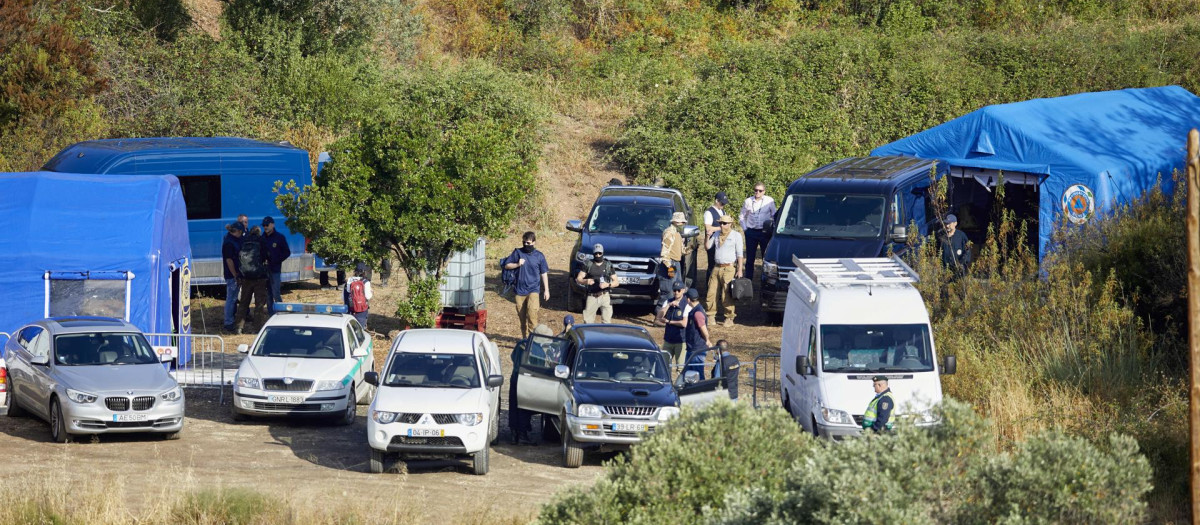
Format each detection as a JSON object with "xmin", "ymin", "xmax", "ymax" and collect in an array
[
  {"xmin": 587, "ymin": 204, "xmax": 673, "ymax": 234},
  {"xmin": 252, "ymin": 327, "xmax": 345, "ymax": 359},
  {"xmin": 574, "ymin": 349, "xmax": 669, "ymax": 382},
  {"xmin": 384, "ymin": 353, "xmax": 480, "ymax": 388},
  {"xmin": 820, "ymin": 324, "xmax": 935, "ymax": 373},
  {"xmin": 54, "ymin": 332, "xmax": 158, "ymax": 366},
  {"xmin": 775, "ymin": 193, "xmax": 886, "ymax": 238}
]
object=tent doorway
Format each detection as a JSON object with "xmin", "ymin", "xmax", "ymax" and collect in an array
[{"xmin": 946, "ymin": 168, "xmax": 1041, "ymax": 261}]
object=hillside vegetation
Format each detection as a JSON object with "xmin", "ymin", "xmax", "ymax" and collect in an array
[{"xmin": 2, "ymin": 0, "xmax": 1198, "ymax": 521}]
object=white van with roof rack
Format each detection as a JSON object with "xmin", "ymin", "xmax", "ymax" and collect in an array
[{"xmin": 780, "ymin": 256, "xmax": 956, "ymax": 438}]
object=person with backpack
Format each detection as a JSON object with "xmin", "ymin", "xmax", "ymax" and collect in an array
[
  {"xmin": 235, "ymin": 226, "xmax": 269, "ymax": 334},
  {"xmin": 344, "ymin": 263, "xmax": 373, "ymax": 328},
  {"xmin": 501, "ymin": 232, "xmax": 550, "ymax": 338},
  {"xmin": 222, "ymin": 221, "xmax": 245, "ymax": 332},
  {"xmin": 575, "ymin": 243, "xmax": 615, "ymax": 324}
]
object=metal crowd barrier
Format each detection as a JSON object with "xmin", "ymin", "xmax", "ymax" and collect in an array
[
  {"xmin": 143, "ymin": 332, "xmax": 236, "ymax": 405},
  {"xmin": 751, "ymin": 353, "xmax": 782, "ymax": 409}
]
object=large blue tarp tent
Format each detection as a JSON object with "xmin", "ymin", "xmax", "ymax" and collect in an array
[
  {"xmin": 0, "ymin": 172, "xmax": 192, "ymax": 350},
  {"xmin": 871, "ymin": 86, "xmax": 1200, "ymax": 258}
]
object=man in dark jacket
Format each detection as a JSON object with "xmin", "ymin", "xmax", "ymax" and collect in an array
[
  {"xmin": 235, "ymin": 226, "xmax": 269, "ymax": 334},
  {"xmin": 261, "ymin": 216, "xmax": 291, "ymax": 316},
  {"xmin": 940, "ymin": 214, "xmax": 971, "ymax": 276},
  {"xmin": 222, "ymin": 222, "xmax": 244, "ymax": 332}
]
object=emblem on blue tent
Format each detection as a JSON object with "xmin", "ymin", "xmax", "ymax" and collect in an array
[{"xmin": 1061, "ymin": 184, "xmax": 1094, "ymax": 225}]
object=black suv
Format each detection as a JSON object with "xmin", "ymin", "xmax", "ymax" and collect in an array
[{"xmin": 565, "ymin": 186, "xmax": 699, "ymax": 311}]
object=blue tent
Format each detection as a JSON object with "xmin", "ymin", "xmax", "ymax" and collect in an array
[
  {"xmin": 871, "ymin": 86, "xmax": 1200, "ymax": 258},
  {"xmin": 0, "ymin": 172, "xmax": 192, "ymax": 350}
]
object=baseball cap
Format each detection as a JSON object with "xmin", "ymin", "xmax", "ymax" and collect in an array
[
  {"xmin": 671, "ymin": 211, "xmax": 687, "ymax": 224},
  {"xmin": 872, "ymin": 375, "xmax": 889, "ymax": 382},
  {"xmin": 944, "ymin": 214, "xmax": 958, "ymax": 224},
  {"xmin": 563, "ymin": 314, "xmax": 575, "ymax": 326},
  {"xmin": 686, "ymin": 288, "xmax": 699, "ymax": 300},
  {"xmin": 715, "ymin": 191, "xmax": 729, "ymax": 205},
  {"xmin": 672, "ymin": 281, "xmax": 686, "ymax": 291},
  {"xmin": 229, "ymin": 222, "xmax": 245, "ymax": 233},
  {"xmin": 592, "ymin": 243, "xmax": 604, "ymax": 254},
  {"xmin": 718, "ymin": 214, "xmax": 734, "ymax": 224},
  {"xmin": 261, "ymin": 216, "xmax": 275, "ymax": 226}
]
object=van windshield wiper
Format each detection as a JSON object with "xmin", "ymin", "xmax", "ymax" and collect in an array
[{"xmin": 579, "ymin": 377, "xmax": 622, "ymax": 383}]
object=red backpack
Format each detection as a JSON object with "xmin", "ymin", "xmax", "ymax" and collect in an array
[{"xmin": 349, "ymin": 280, "xmax": 369, "ymax": 313}]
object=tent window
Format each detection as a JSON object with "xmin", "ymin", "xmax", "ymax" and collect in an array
[
  {"xmin": 45, "ymin": 271, "xmax": 133, "ymax": 320},
  {"xmin": 178, "ymin": 175, "xmax": 222, "ymax": 220}
]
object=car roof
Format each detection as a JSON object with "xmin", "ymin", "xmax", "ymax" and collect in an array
[
  {"xmin": 572, "ymin": 324, "xmax": 658, "ymax": 351},
  {"xmin": 391, "ymin": 329, "xmax": 482, "ymax": 355},
  {"xmin": 38, "ymin": 317, "xmax": 141, "ymax": 334},
  {"xmin": 261, "ymin": 312, "xmax": 353, "ymax": 330},
  {"xmin": 787, "ymin": 156, "xmax": 937, "ymax": 195}
]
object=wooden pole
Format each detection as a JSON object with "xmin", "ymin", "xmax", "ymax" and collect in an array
[{"xmin": 1188, "ymin": 128, "xmax": 1200, "ymax": 524}]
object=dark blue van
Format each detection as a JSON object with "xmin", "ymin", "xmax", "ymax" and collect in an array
[
  {"xmin": 760, "ymin": 156, "xmax": 947, "ymax": 313},
  {"xmin": 43, "ymin": 137, "xmax": 315, "ymax": 286}
]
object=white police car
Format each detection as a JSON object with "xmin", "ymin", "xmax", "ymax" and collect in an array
[{"xmin": 231, "ymin": 304, "xmax": 375, "ymax": 424}]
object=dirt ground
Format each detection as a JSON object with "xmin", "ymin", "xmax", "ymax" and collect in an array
[{"xmin": 0, "ymin": 114, "xmax": 785, "ymax": 520}]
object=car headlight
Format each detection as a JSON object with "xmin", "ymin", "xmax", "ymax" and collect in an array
[
  {"xmin": 576, "ymin": 404, "xmax": 602, "ymax": 418},
  {"xmin": 236, "ymin": 376, "xmax": 260, "ymax": 389},
  {"xmin": 159, "ymin": 387, "xmax": 183, "ymax": 402},
  {"xmin": 820, "ymin": 406, "xmax": 854, "ymax": 425},
  {"xmin": 763, "ymin": 261, "xmax": 779, "ymax": 279},
  {"xmin": 66, "ymin": 389, "xmax": 97, "ymax": 404},
  {"xmin": 917, "ymin": 408, "xmax": 941, "ymax": 424},
  {"xmin": 657, "ymin": 407, "xmax": 680, "ymax": 421},
  {"xmin": 454, "ymin": 412, "xmax": 484, "ymax": 426},
  {"xmin": 372, "ymin": 410, "xmax": 398, "ymax": 424},
  {"xmin": 315, "ymin": 380, "xmax": 344, "ymax": 391},
  {"xmin": 575, "ymin": 252, "xmax": 590, "ymax": 263}
]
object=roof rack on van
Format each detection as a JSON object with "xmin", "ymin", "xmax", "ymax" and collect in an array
[{"xmin": 790, "ymin": 255, "xmax": 920, "ymax": 285}]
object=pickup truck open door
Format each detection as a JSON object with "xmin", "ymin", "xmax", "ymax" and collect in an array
[
  {"xmin": 676, "ymin": 347, "xmax": 731, "ymax": 407},
  {"xmin": 515, "ymin": 334, "xmax": 570, "ymax": 415}
]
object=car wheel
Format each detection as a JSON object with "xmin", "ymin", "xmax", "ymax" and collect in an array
[
  {"xmin": 811, "ymin": 416, "xmax": 820, "ymax": 439},
  {"xmin": 566, "ymin": 284, "xmax": 584, "ymax": 313},
  {"xmin": 561, "ymin": 419, "xmax": 583, "ymax": 469},
  {"xmin": 358, "ymin": 381, "xmax": 376, "ymax": 406},
  {"xmin": 50, "ymin": 398, "xmax": 72, "ymax": 444},
  {"xmin": 369, "ymin": 449, "xmax": 385, "ymax": 474},
  {"xmin": 6, "ymin": 388, "xmax": 26, "ymax": 418},
  {"xmin": 541, "ymin": 414, "xmax": 560, "ymax": 442},
  {"xmin": 162, "ymin": 426, "xmax": 183, "ymax": 441},
  {"xmin": 782, "ymin": 392, "xmax": 792, "ymax": 417},
  {"xmin": 472, "ymin": 446, "xmax": 490, "ymax": 475},
  {"xmin": 766, "ymin": 311, "xmax": 783, "ymax": 325},
  {"xmin": 488, "ymin": 407, "xmax": 499, "ymax": 445},
  {"xmin": 336, "ymin": 387, "xmax": 356, "ymax": 426},
  {"xmin": 231, "ymin": 408, "xmax": 249, "ymax": 422}
]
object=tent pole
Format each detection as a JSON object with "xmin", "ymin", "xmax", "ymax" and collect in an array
[{"xmin": 1188, "ymin": 128, "xmax": 1200, "ymax": 525}]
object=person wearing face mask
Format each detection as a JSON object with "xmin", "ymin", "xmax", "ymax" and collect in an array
[
  {"xmin": 575, "ymin": 243, "xmax": 615, "ymax": 324},
  {"xmin": 940, "ymin": 214, "xmax": 971, "ymax": 277},
  {"xmin": 502, "ymin": 231, "xmax": 551, "ymax": 338},
  {"xmin": 654, "ymin": 212, "xmax": 689, "ymax": 325}
]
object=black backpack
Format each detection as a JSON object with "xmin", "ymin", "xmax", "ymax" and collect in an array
[{"xmin": 239, "ymin": 236, "xmax": 266, "ymax": 279}]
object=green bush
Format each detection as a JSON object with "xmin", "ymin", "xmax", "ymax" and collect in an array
[
  {"xmin": 171, "ymin": 488, "xmax": 288, "ymax": 525},
  {"xmin": 395, "ymin": 275, "xmax": 442, "ymax": 328},
  {"xmin": 222, "ymin": 0, "xmax": 383, "ymax": 57}
]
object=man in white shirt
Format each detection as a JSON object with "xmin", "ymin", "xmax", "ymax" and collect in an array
[
  {"xmin": 704, "ymin": 214, "xmax": 744, "ymax": 327},
  {"xmin": 738, "ymin": 182, "xmax": 777, "ymax": 281}
]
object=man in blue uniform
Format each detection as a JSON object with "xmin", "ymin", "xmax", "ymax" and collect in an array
[
  {"xmin": 222, "ymin": 222, "xmax": 245, "ymax": 332},
  {"xmin": 683, "ymin": 289, "xmax": 712, "ymax": 380},
  {"xmin": 261, "ymin": 217, "xmax": 291, "ymax": 316},
  {"xmin": 863, "ymin": 375, "xmax": 895, "ymax": 433}
]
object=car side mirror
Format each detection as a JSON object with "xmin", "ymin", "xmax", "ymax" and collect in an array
[
  {"xmin": 352, "ymin": 347, "xmax": 369, "ymax": 358},
  {"xmin": 795, "ymin": 355, "xmax": 811, "ymax": 375},
  {"xmin": 364, "ymin": 371, "xmax": 379, "ymax": 386},
  {"xmin": 487, "ymin": 374, "xmax": 503, "ymax": 388},
  {"xmin": 554, "ymin": 364, "xmax": 570, "ymax": 379},
  {"xmin": 941, "ymin": 355, "xmax": 957, "ymax": 375},
  {"xmin": 30, "ymin": 354, "xmax": 49, "ymax": 366},
  {"xmin": 237, "ymin": 344, "xmax": 249, "ymax": 354},
  {"xmin": 684, "ymin": 370, "xmax": 699, "ymax": 385},
  {"xmin": 565, "ymin": 219, "xmax": 583, "ymax": 233},
  {"xmin": 681, "ymin": 225, "xmax": 700, "ymax": 239},
  {"xmin": 891, "ymin": 225, "xmax": 908, "ymax": 244}
]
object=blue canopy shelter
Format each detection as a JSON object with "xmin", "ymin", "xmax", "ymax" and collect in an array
[
  {"xmin": 871, "ymin": 86, "xmax": 1200, "ymax": 258},
  {"xmin": 0, "ymin": 172, "xmax": 192, "ymax": 358}
]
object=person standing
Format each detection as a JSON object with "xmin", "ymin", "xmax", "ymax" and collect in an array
[
  {"xmin": 683, "ymin": 289, "xmax": 711, "ymax": 380},
  {"xmin": 739, "ymin": 182, "xmax": 777, "ymax": 280},
  {"xmin": 654, "ymin": 212, "xmax": 688, "ymax": 325},
  {"xmin": 940, "ymin": 214, "xmax": 971, "ymax": 276},
  {"xmin": 237, "ymin": 214, "xmax": 250, "ymax": 232},
  {"xmin": 705, "ymin": 214, "xmax": 744, "ymax": 327},
  {"xmin": 344, "ymin": 263, "xmax": 373, "ymax": 329},
  {"xmin": 501, "ymin": 232, "xmax": 550, "ymax": 338},
  {"xmin": 863, "ymin": 376, "xmax": 896, "ymax": 433},
  {"xmin": 235, "ymin": 226, "xmax": 269, "ymax": 334},
  {"xmin": 702, "ymin": 192, "xmax": 730, "ymax": 290},
  {"xmin": 661, "ymin": 282, "xmax": 691, "ymax": 370},
  {"xmin": 260, "ymin": 217, "xmax": 290, "ymax": 316},
  {"xmin": 222, "ymin": 222, "xmax": 245, "ymax": 332},
  {"xmin": 576, "ymin": 243, "xmax": 615, "ymax": 324}
]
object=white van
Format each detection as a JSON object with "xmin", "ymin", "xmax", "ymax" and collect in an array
[{"xmin": 780, "ymin": 256, "xmax": 955, "ymax": 438}]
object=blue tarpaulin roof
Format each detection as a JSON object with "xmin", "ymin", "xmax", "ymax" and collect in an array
[
  {"xmin": 0, "ymin": 172, "xmax": 191, "ymax": 336},
  {"xmin": 871, "ymin": 85, "xmax": 1200, "ymax": 257}
]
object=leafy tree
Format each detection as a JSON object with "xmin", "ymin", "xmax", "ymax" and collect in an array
[
  {"xmin": 222, "ymin": 0, "xmax": 382, "ymax": 57},
  {"xmin": 276, "ymin": 66, "xmax": 544, "ymax": 325}
]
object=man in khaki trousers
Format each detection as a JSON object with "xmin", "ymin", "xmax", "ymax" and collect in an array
[{"xmin": 705, "ymin": 214, "xmax": 744, "ymax": 327}]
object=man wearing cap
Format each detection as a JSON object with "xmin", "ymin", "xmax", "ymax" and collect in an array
[
  {"xmin": 575, "ymin": 243, "xmax": 615, "ymax": 324},
  {"xmin": 661, "ymin": 282, "xmax": 691, "ymax": 369},
  {"xmin": 261, "ymin": 217, "xmax": 291, "ymax": 316},
  {"xmin": 863, "ymin": 376, "xmax": 896, "ymax": 433},
  {"xmin": 655, "ymin": 211, "xmax": 689, "ymax": 325},
  {"xmin": 502, "ymin": 232, "xmax": 551, "ymax": 338},
  {"xmin": 222, "ymin": 222, "xmax": 245, "ymax": 332},
  {"xmin": 940, "ymin": 214, "xmax": 971, "ymax": 276},
  {"xmin": 702, "ymin": 192, "xmax": 730, "ymax": 291},
  {"xmin": 739, "ymin": 182, "xmax": 777, "ymax": 281},
  {"xmin": 705, "ymin": 214, "xmax": 745, "ymax": 327},
  {"xmin": 683, "ymin": 288, "xmax": 712, "ymax": 380},
  {"xmin": 559, "ymin": 314, "xmax": 575, "ymax": 337}
]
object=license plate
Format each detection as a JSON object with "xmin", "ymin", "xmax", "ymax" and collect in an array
[
  {"xmin": 611, "ymin": 422, "xmax": 647, "ymax": 432},
  {"xmin": 113, "ymin": 414, "xmax": 147, "ymax": 422},
  {"xmin": 406, "ymin": 428, "xmax": 444, "ymax": 437},
  {"xmin": 268, "ymin": 395, "xmax": 305, "ymax": 404},
  {"xmin": 618, "ymin": 276, "xmax": 639, "ymax": 285}
]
